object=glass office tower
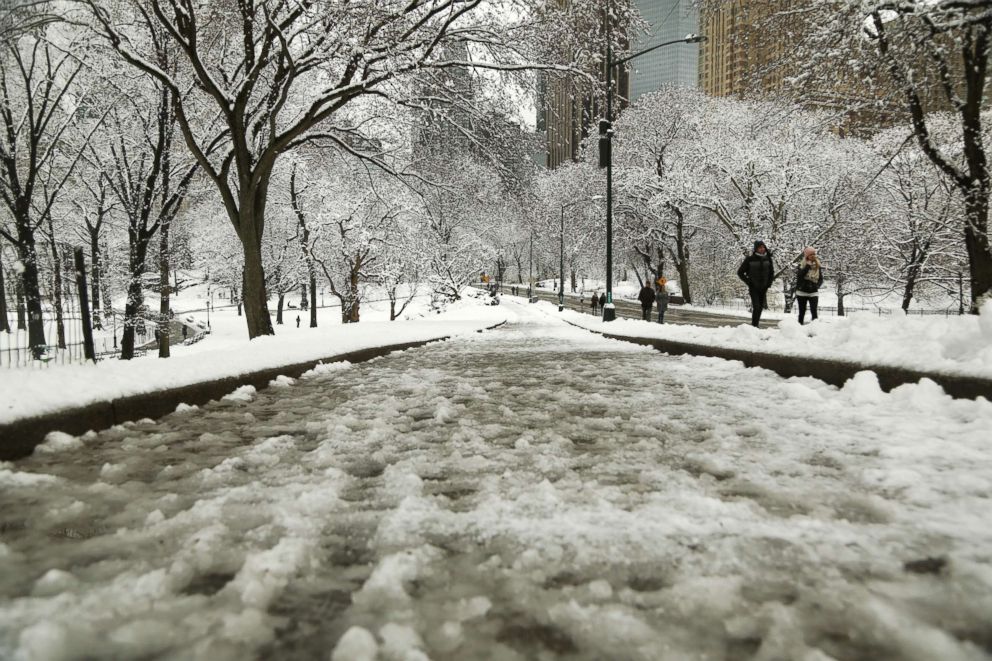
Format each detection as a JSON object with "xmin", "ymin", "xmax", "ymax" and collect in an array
[{"xmin": 629, "ymin": 0, "xmax": 700, "ymax": 101}]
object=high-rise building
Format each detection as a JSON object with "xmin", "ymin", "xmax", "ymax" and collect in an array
[
  {"xmin": 539, "ymin": 0, "xmax": 698, "ymax": 169},
  {"xmin": 698, "ymin": 1, "xmax": 794, "ymax": 99},
  {"xmin": 628, "ymin": 0, "xmax": 700, "ymax": 101},
  {"xmin": 697, "ymin": 0, "xmax": 920, "ymax": 134}
]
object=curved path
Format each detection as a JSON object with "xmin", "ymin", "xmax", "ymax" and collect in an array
[
  {"xmin": 490, "ymin": 284, "xmax": 780, "ymax": 329},
  {"xmin": 1, "ymin": 301, "xmax": 990, "ymax": 660}
]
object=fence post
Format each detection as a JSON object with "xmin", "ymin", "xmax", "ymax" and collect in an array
[{"xmin": 73, "ymin": 248, "xmax": 96, "ymax": 363}]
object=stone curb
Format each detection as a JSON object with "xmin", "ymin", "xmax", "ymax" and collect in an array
[
  {"xmin": 0, "ymin": 322, "xmax": 506, "ymax": 461},
  {"xmin": 566, "ymin": 321, "xmax": 992, "ymax": 401}
]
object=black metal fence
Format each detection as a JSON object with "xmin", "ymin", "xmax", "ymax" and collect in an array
[{"xmin": 0, "ymin": 247, "xmax": 168, "ymax": 368}]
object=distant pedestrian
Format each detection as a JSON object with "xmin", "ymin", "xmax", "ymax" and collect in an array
[
  {"xmin": 738, "ymin": 240, "xmax": 775, "ymax": 328},
  {"xmin": 655, "ymin": 278, "xmax": 670, "ymax": 324},
  {"xmin": 181, "ymin": 325, "xmax": 188, "ymax": 341},
  {"xmin": 296, "ymin": 315, "xmax": 301, "ymax": 328},
  {"xmin": 598, "ymin": 292, "xmax": 607, "ymax": 313},
  {"xmin": 638, "ymin": 282, "xmax": 655, "ymax": 320},
  {"xmin": 591, "ymin": 292, "xmax": 599, "ymax": 315},
  {"xmin": 795, "ymin": 246, "xmax": 823, "ymax": 325}
]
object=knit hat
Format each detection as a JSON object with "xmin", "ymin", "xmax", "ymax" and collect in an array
[
  {"xmin": 803, "ymin": 246, "xmax": 817, "ymax": 258},
  {"xmin": 753, "ymin": 240, "xmax": 767, "ymax": 252}
]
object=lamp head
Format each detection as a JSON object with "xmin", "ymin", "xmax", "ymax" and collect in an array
[{"xmin": 684, "ymin": 34, "xmax": 706, "ymax": 43}]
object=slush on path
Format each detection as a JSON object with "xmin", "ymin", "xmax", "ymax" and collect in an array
[{"xmin": 1, "ymin": 302, "xmax": 990, "ymax": 660}]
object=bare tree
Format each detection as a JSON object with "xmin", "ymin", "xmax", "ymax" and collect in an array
[
  {"xmin": 0, "ymin": 35, "xmax": 92, "ymax": 357},
  {"xmin": 85, "ymin": 0, "xmax": 594, "ymax": 339}
]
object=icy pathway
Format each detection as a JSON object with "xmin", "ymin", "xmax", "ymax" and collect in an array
[{"xmin": 1, "ymin": 301, "xmax": 991, "ymax": 661}]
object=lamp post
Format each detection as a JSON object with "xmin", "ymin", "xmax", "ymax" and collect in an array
[
  {"xmin": 560, "ymin": 195, "xmax": 603, "ymax": 311},
  {"xmin": 600, "ymin": 32, "xmax": 705, "ymax": 321},
  {"xmin": 527, "ymin": 228, "xmax": 534, "ymax": 301}
]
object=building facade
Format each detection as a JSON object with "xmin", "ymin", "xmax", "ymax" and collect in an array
[
  {"xmin": 629, "ymin": 0, "xmax": 700, "ymax": 101},
  {"xmin": 540, "ymin": 0, "xmax": 700, "ymax": 169}
]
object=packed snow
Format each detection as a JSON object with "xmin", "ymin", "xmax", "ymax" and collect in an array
[
  {"xmin": 0, "ymin": 296, "xmax": 507, "ymax": 426},
  {"xmin": 563, "ymin": 299, "xmax": 992, "ymax": 379},
  {"xmin": 1, "ymin": 299, "xmax": 990, "ymax": 660}
]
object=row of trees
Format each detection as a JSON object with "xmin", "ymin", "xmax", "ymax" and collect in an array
[
  {"xmin": 527, "ymin": 88, "xmax": 969, "ymax": 314},
  {"xmin": 1, "ymin": 0, "xmax": 606, "ymax": 359}
]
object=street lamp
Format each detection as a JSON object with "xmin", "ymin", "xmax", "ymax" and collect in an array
[
  {"xmin": 528, "ymin": 228, "xmax": 534, "ymax": 301},
  {"xmin": 600, "ymin": 31, "xmax": 706, "ymax": 321},
  {"xmin": 560, "ymin": 195, "xmax": 603, "ymax": 311}
]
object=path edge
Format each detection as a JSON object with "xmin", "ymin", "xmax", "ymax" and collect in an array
[
  {"xmin": 0, "ymin": 321, "xmax": 506, "ymax": 461},
  {"xmin": 565, "ymin": 320, "xmax": 992, "ymax": 401}
]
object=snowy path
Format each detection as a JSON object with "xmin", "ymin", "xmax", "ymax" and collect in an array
[{"xmin": 2, "ymin": 300, "xmax": 991, "ymax": 660}]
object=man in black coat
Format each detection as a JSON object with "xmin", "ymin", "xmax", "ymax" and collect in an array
[
  {"xmin": 737, "ymin": 240, "xmax": 774, "ymax": 327},
  {"xmin": 638, "ymin": 283, "xmax": 655, "ymax": 321}
]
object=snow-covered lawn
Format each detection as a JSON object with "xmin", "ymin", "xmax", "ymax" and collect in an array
[
  {"xmin": 563, "ymin": 299, "xmax": 992, "ymax": 379},
  {"xmin": 0, "ymin": 299, "xmax": 989, "ymax": 660},
  {"xmin": 0, "ymin": 294, "xmax": 508, "ymax": 426}
]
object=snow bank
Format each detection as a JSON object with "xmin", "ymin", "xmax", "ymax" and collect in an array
[
  {"xmin": 563, "ymin": 299, "xmax": 992, "ymax": 379},
  {"xmin": 0, "ymin": 297, "xmax": 508, "ymax": 426}
]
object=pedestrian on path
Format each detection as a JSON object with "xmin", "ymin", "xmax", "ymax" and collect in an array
[
  {"xmin": 181, "ymin": 325, "xmax": 188, "ymax": 341},
  {"xmin": 795, "ymin": 246, "xmax": 823, "ymax": 325},
  {"xmin": 598, "ymin": 292, "xmax": 607, "ymax": 315},
  {"xmin": 296, "ymin": 315, "xmax": 301, "ymax": 328},
  {"xmin": 591, "ymin": 292, "xmax": 599, "ymax": 315},
  {"xmin": 638, "ymin": 282, "xmax": 655, "ymax": 321},
  {"xmin": 738, "ymin": 240, "xmax": 775, "ymax": 328},
  {"xmin": 655, "ymin": 278, "xmax": 670, "ymax": 324}
]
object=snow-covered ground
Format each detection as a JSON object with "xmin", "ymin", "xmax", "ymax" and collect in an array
[
  {"xmin": 562, "ymin": 299, "xmax": 992, "ymax": 379},
  {"xmin": 1, "ymin": 298, "xmax": 990, "ymax": 660},
  {"xmin": 0, "ymin": 294, "xmax": 506, "ymax": 425}
]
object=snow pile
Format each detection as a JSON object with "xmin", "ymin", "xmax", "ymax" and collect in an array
[
  {"xmin": 0, "ymin": 294, "xmax": 508, "ymax": 426},
  {"xmin": 564, "ymin": 298, "xmax": 992, "ymax": 378}
]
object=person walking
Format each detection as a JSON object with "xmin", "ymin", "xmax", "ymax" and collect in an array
[
  {"xmin": 795, "ymin": 246, "xmax": 823, "ymax": 324},
  {"xmin": 591, "ymin": 292, "xmax": 600, "ymax": 315},
  {"xmin": 181, "ymin": 324, "xmax": 188, "ymax": 342},
  {"xmin": 737, "ymin": 240, "xmax": 775, "ymax": 328},
  {"xmin": 655, "ymin": 278, "xmax": 670, "ymax": 324},
  {"xmin": 296, "ymin": 315, "xmax": 301, "ymax": 328},
  {"xmin": 638, "ymin": 282, "xmax": 655, "ymax": 321},
  {"xmin": 598, "ymin": 292, "xmax": 607, "ymax": 315}
]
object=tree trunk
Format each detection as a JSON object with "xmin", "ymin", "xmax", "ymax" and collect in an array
[
  {"xmin": 276, "ymin": 294, "xmax": 284, "ymax": 324},
  {"xmin": 158, "ymin": 216, "xmax": 171, "ymax": 359},
  {"xmin": 783, "ymin": 278, "xmax": 794, "ymax": 315},
  {"xmin": 15, "ymin": 276, "xmax": 26, "ymax": 330},
  {"xmin": 347, "ymin": 268, "xmax": 360, "ymax": 323},
  {"xmin": 901, "ymin": 269, "xmax": 919, "ymax": 313},
  {"xmin": 238, "ymin": 228, "xmax": 273, "ymax": 337},
  {"xmin": 120, "ymin": 240, "xmax": 148, "ymax": 361},
  {"xmin": 964, "ymin": 193, "xmax": 992, "ymax": 312},
  {"xmin": 570, "ymin": 269, "xmax": 577, "ymax": 293},
  {"xmin": 89, "ymin": 231, "xmax": 102, "ymax": 329},
  {"xmin": 309, "ymin": 272, "xmax": 317, "ymax": 328},
  {"xmin": 836, "ymin": 273, "xmax": 846, "ymax": 317},
  {"xmin": 15, "ymin": 217, "xmax": 47, "ymax": 357},
  {"xmin": 300, "ymin": 283, "xmax": 308, "ymax": 311},
  {"xmin": 120, "ymin": 274, "xmax": 144, "ymax": 360},
  {"xmin": 47, "ymin": 232, "xmax": 66, "ymax": 349},
  {"xmin": 101, "ymin": 241, "xmax": 112, "ymax": 315},
  {"xmin": 0, "ymin": 251, "xmax": 9, "ymax": 333}
]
